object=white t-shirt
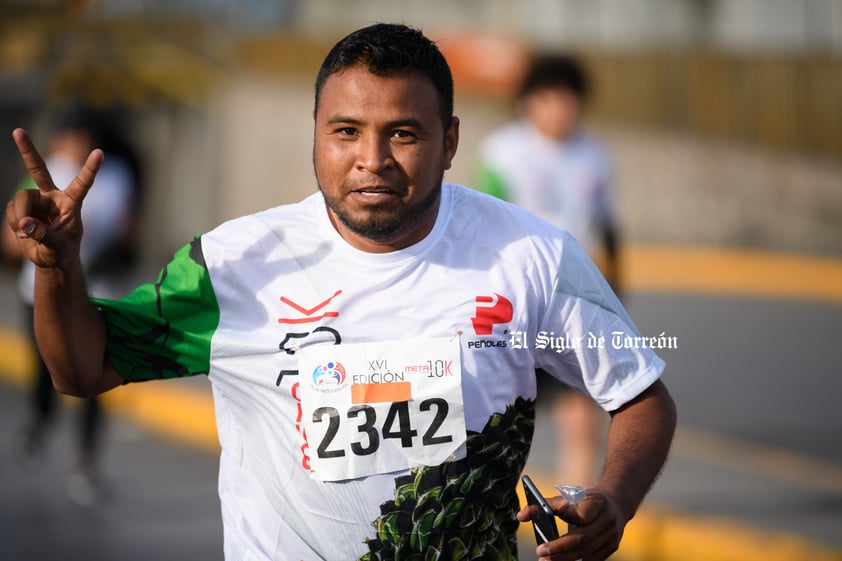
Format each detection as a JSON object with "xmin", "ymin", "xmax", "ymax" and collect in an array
[
  {"xmin": 98, "ymin": 182, "xmax": 663, "ymax": 560},
  {"xmin": 477, "ymin": 122, "xmax": 615, "ymax": 253}
]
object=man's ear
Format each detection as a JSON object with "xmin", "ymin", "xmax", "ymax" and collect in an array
[{"xmin": 443, "ymin": 116, "xmax": 460, "ymax": 171}]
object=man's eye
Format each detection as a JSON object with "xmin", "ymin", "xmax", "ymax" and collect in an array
[{"xmin": 393, "ymin": 130, "xmax": 416, "ymax": 139}]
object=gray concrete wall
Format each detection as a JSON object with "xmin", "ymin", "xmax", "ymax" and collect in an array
[{"xmin": 601, "ymin": 126, "xmax": 842, "ymax": 255}]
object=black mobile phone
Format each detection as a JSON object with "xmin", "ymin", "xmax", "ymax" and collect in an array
[{"xmin": 522, "ymin": 474, "xmax": 559, "ymax": 544}]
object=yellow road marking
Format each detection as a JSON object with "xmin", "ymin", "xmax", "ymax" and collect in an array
[
  {"xmin": 0, "ymin": 330, "xmax": 221, "ymax": 451},
  {"xmin": 518, "ymin": 473, "xmax": 842, "ymax": 561},
  {"xmin": 103, "ymin": 381, "xmax": 220, "ymax": 453},
  {"xmin": 623, "ymin": 245, "xmax": 842, "ymax": 303},
  {"xmin": 0, "ymin": 329, "xmax": 34, "ymax": 388}
]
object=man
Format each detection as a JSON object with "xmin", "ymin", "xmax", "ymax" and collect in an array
[
  {"xmin": 476, "ymin": 54, "xmax": 622, "ymax": 489},
  {"xmin": 7, "ymin": 23, "xmax": 675, "ymax": 561}
]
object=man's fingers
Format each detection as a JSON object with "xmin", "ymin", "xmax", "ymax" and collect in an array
[
  {"xmin": 14, "ymin": 217, "xmax": 49, "ymax": 243},
  {"xmin": 11, "ymin": 188, "xmax": 40, "ymax": 232},
  {"xmin": 12, "ymin": 128, "xmax": 59, "ymax": 193},
  {"xmin": 65, "ymin": 148, "xmax": 103, "ymax": 203},
  {"xmin": 547, "ymin": 496, "xmax": 576, "ymax": 523},
  {"xmin": 13, "ymin": 128, "xmax": 102, "ymax": 202},
  {"xmin": 6, "ymin": 199, "xmax": 17, "ymax": 232},
  {"xmin": 569, "ymin": 491, "xmax": 618, "ymax": 527}
]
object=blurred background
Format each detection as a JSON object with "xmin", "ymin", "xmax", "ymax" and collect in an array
[
  {"xmin": 1, "ymin": 0, "xmax": 841, "ymax": 263},
  {"xmin": 0, "ymin": 1, "xmax": 841, "ymax": 560}
]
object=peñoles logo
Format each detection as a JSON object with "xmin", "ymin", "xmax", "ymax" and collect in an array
[
  {"xmin": 471, "ymin": 293, "xmax": 513, "ymax": 335},
  {"xmin": 312, "ymin": 361, "xmax": 346, "ymax": 387}
]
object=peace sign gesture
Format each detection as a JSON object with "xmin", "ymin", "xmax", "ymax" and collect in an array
[{"xmin": 6, "ymin": 128, "xmax": 103, "ymax": 269}]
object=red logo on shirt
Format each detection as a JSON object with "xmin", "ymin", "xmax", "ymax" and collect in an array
[
  {"xmin": 471, "ymin": 293, "xmax": 513, "ymax": 335},
  {"xmin": 278, "ymin": 290, "xmax": 342, "ymax": 324}
]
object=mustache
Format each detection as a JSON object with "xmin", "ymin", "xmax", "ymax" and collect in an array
[{"xmin": 346, "ymin": 177, "xmax": 404, "ymax": 192}]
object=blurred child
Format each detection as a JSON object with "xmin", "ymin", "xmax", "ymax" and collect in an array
[
  {"xmin": 476, "ymin": 54, "xmax": 622, "ymax": 486},
  {"xmin": 2, "ymin": 103, "xmax": 141, "ymax": 506}
]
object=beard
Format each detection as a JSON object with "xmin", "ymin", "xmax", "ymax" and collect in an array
[{"xmin": 319, "ymin": 178, "xmax": 443, "ymax": 243}]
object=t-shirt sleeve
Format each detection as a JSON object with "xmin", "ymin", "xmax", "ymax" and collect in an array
[
  {"xmin": 92, "ymin": 236, "xmax": 220, "ymax": 382},
  {"xmin": 535, "ymin": 235, "xmax": 665, "ymax": 411}
]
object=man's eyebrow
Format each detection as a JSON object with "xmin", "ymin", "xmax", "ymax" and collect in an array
[
  {"xmin": 388, "ymin": 118, "xmax": 425, "ymax": 130},
  {"xmin": 325, "ymin": 115, "xmax": 361, "ymax": 126},
  {"xmin": 324, "ymin": 115, "xmax": 427, "ymax": 130}
]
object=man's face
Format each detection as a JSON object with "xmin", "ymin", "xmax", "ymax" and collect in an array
[{"xmin": 313, "ymin": 65, "xmax": 459, "ymax": 253}]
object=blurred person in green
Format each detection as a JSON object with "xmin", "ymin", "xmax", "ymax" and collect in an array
[
  {"xmin": 1, "ymin": 102, "xmax": 141, "ymax": 506},
  {"xmin": 476, "ymin": 54, "xmax": 622, "ymax": 488}
]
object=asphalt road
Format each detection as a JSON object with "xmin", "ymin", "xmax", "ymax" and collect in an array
[
  {"xmin": 1, "ymin": 266, "xmax": 840, "ymax": 561},
  {"xmin": 0, "ymin": 381, "xmax": 225, "ymax": 561}
]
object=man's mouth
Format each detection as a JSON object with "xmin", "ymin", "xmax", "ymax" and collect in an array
[
  {"xmin": 351, "ymin": 186, "xmax": 401, "ymax": 203},
  {"xmin": 358, "ymin": 187, "xmax": 391, "ymax": 195}
]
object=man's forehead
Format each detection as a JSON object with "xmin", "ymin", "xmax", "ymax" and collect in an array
[
  {"xmin": 316, "ymin": 67, "xmax": 441, "ymax": 117},
  {"xmin": 320, "ymin": 66, "xmax": 429, "ymax": 93}
]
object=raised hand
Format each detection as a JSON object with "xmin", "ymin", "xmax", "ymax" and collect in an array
[{"xmin": 6, "ymin": 128, "xmax": 103, "ymax": 269}]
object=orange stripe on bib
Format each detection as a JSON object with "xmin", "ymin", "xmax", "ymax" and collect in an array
[{"xmin": 351, "ymin": 382, "xmax": 411, "ymax": 404}]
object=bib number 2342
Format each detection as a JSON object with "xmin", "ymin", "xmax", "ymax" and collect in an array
[{"xmin": 299, "ymin": 337, "xmax": 466, "ymax": 481}]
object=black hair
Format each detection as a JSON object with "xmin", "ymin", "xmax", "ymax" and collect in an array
[
  {"xmin": 49, "ymin": 102, "xmax": 105, "ymax": 145},
  {"xmin": 50, "ymin": 101, "xmax": 144, "ymax": 207},
  {"xmin": 314, "ymin": 23, "xmax": 454, "ymax": 129},
  {"xmin": 517, "ymin": 54, "xmax": 590, "ymax": 102}
]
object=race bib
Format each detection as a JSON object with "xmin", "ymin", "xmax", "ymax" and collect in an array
[{"xmin": 298, "ymin": 337, "xmax": 466, "ymax": 481}]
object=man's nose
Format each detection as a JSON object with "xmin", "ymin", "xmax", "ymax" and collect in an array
[{"xmin": 356, "ymin": 135, "xmax": 394, "ymax": 173}]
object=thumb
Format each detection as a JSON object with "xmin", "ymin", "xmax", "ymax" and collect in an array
[{"xmin": 16, "ymin": 217, "xmax": 50, "ymax": 244}]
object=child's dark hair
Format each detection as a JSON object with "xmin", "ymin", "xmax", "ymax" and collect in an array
[{"xmin": 517, "ymin": 54, "xmax": 590, "ymax": 102}]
